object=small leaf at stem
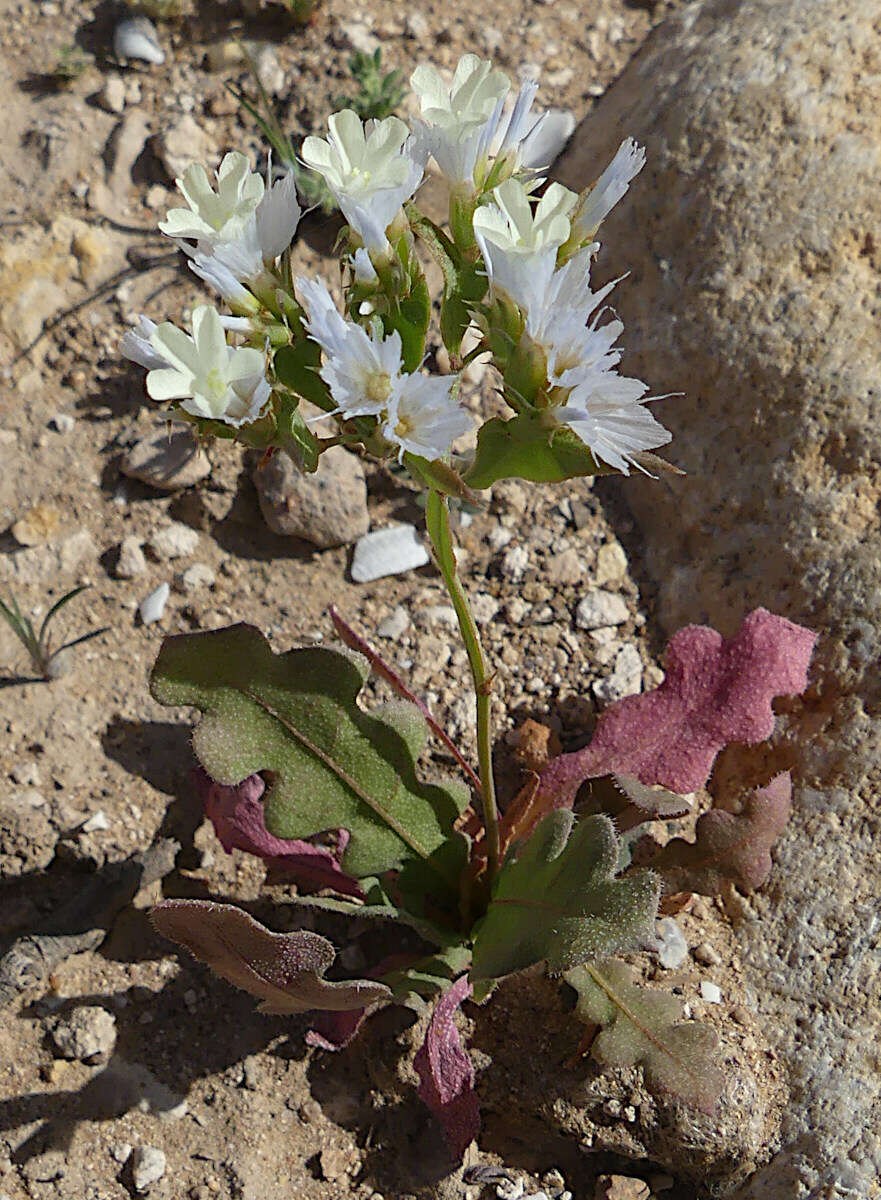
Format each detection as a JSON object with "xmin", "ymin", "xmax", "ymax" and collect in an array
[
  {"xmin": 152, "ymin": 899, "xmax": 391, "ymax": 1014},
  {"xmin": 274, "ymin": 340, "xmax": 335, "ymax": 411},
  {"xmin": 414, "ymin": 974, "xmax": 479, "ymax": 1159},
  {"xmin": 470, "ymin": 811, "xmax": 660, "ymax": 981},
  {"xmin": 464, "ymin": 414, "xmax": 609, "ymax": 490},
  {"xmin": 565, "ymin": 960, "xmax": 723, "ymax": 1114}
]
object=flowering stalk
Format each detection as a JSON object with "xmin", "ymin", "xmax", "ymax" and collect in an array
[{"xmin": 425, "ymin": 489, "xmax": 500, "ymax": 882}]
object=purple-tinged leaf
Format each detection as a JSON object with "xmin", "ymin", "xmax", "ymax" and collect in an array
[
  {"xmin": 414, "ymin": 974, "xmax": 479, "ymax": 1159},
  {"xmin": 329, "ymin": 606, "xmax": 482, "ymax": 797},
  {"xmin": 566, "ymin": 960, "xmax": 723, "ymax": 1114},
  {"xmin": 305, "ymin": 1008, "xmax": 369, "ymax": 1051},
  {"xmin": 650, "ymin": 773, "xmax": 792, "ymax": 895},
  {"xmin": 151, "ymin": 899, "xmax": 391, "ymax": 1014},
  {"xmin": 531, "ymin": 609, "xmax": 815, "ymax": 818},
  {"xmin": 194, "ymin": 768, "xmax": 364, "ymax": 899}
]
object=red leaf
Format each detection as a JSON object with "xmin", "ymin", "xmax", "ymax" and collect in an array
[
  {"xmin": 305, "ymin": 1008, "xmax": 369, "ymax": 1051},
  {"xmin": 194, "ymin": 768, "xmax": 364, "ymax": 898},
  {"xmin": 414, "ymin": 974, "xmax": 479, "ymax": 1159},
  {"xmin": 651, "ymin": 773, "xmax": 792, "ymax": 894},
  {"xmin": 529, "ymin": 609, "xmax": 815, "ymax": 820}
]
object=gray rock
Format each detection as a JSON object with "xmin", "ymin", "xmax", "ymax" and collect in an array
[
  {"xmin": 593, "ymin": 643, "xmax": 643, "ymax": 704},
  {"xmin": 156, "ymin": 114, "xmax": 216, "ymax": 182},
  {"xmin": 148, "ymin": 522, "xmax": 200, "ymax": 560},
  {"xmin": 377, "ymin": 606, "xmax": 409, "ymax": 640},
  {"xmin": 253, "ymin": 446, "xmax": 368, "ymax": 549},
  {"xmin": 131, "ymin": 1145, "xmax": 166, "ymax": 1192},
  {"xmin": 139, "ymin": 582, "xmax": 169, "ymax": 624},
  {"xmin": 351, "ymin": 526, "xmax": 429, "ymax": 583},
  {"xmin": 179, "ymin": 562, "xmax": 215, "ymax": 592},
  {"xmin": 50, "ymin": 1006, "xmax": 117, "ymax": 1063},
  {"xmin": 556, "ymin": 0, "xmax": 881, "ymax": 1192},
  {"xmin": 99, "ymin": 75, "xmax": 126, "ymax": 114},
  {"xmin": 575, "ymin": 590, "xmax": 629, "ymax": 630},
  {"xmin": 0, "ymin": 801, "xmax": 57, "ymax": 875},
  {"xmin": 121, "ymin": 429, "xmax": 211, "ymax": 491},
  {"xmin": 545, "ymin": 548, "xmax": 584, "ymax": 587},
  {"xmin": 115, "ymin": 536, "xmax": 147, "ymax": 579}
]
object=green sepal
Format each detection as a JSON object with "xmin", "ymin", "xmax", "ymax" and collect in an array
[
  {"xmin": 502, "ymin": 333, "xmax": 548, "ymax": 409},
  {"xmin": 440, "ymin": 261, "xmax": 487, "ymax": 356},
  {"xmin": 464, "ymin": 414, "xmax": 611, "ymax": 490},
  {"xmin": 384, "ymin": 271, "xmax": 431, "ymax": 373},
  {"xmin": 273, "ymin": 339, "xmax": 335, "ymax": 412},
  {"xmin": 404, "ymin": 454, "xmax": 477, "ymax": 503},
  {"xmin": 275, "ymin": 393, "xmax": 320, "ymax": 473}
]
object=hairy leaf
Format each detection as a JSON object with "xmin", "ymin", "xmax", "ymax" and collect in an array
[
  {"xmin": 151, "ymin": 899, "xmax": 391, "ymax": 1014},
  {"xmin": 530, "ymin": 609, "xmax": 816, "ymax": 819},
  {"xmin": 464, "ymin": 414, "xmax": 608, "ymax": 490},
  {"xmin": 414, "ymin": 974, "xmax": 479, "ymax": 1158},
  {"xmin": 194, "ymin": 769, "xmax": 364, "ymax": 898},
  {"xmin": 471, "ymin": 812, "xmax": 660, "ymax": 981},
  {"xmin": 305, "ymin": 1007, "xmax": 369, "ymax": 1051},
  {"xmin": 566, "ymin": 960, "xmax": 723, "ymax": 1113},
  {"xmin": 151, "ymin": 625, "xmax": 469, "ymax": 880},
  {"xmin": 651, "ymin": 773, "xmax": 792, "ymax": 894}
]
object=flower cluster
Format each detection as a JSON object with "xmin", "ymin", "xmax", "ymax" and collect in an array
[{"xmin": 121, "ymin": 53, "xmax": 671, "ymax": 481}]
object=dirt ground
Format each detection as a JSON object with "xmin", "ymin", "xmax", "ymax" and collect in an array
[{"xmin": 0, "ymin": 0, "xmax": 756, "ymax": 1196}]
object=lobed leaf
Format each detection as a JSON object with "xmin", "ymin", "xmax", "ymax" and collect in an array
[
  {"xmin": 414, "ymin": 974, "xmax": 479, "ymax": 1158},
  {"xmin": 528, "ymin": 609, "xmax": 816, "ymax": 824},
  {"xmin": 650, "ymin": 773, "xmax": 792, "ymax": 895},
  {"xmin": 151, "ymin": 899, "xmax": 391, "ymax": 1014},
  {"xmin": 193, "ymin": 768, "xmax": 364, "ymax": 898},
  {"xmin": 566, "ymin": 960, "xmax": 723, "ymax": 1114},
  {"xmin": 470, "ymin": 811, "xmax": 660, "ymax": 981},
  {"xmin": 150, "ymin": 625, "xmax": 469, "ymax": 882}
]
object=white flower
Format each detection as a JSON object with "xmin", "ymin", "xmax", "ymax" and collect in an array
[
  {"xmin": 301, "ymin": 112, "xmax": 424, "ymax": 252},
  {"xmin": 524, "ymin": 247, "xmax": 620, "ymax": 383},
  {"xmin": 297, "ymin": 275, "xmax": 402, "ymax": 418},
  {"xmin": 121, "ymin": 315, "xmax": 167, "ymax": 370},
  {"xmin": 145, "ymin": 305, "xmax": 271, "ymax": 427},
  {"xmin": 383, "ymin": 373, "xmax": 472, "ymax": 462},
  {"xmin": 254, "ymin": 170, "xmax": 301, "ymax": 261},
  {"xmin": 570, "ymin": 138, "xmax": 646, "ymax": 241},
  {"xmin": 159, "ymin": 152, "xmax": 265, "ymax": 244},
  {"xmin": 473, "ymin": 178, "xmax": 578, "ymax": 311},
  {"xmin": 550, "ymin": 372, "xmax": 671, "ymax": 475},
  {"xmin": 410, "ymin": 54, "xmax": 510, "ymax": 185}
]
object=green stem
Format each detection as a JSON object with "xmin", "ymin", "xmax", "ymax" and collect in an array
[{"xmin": 425, "ymin": 489, "xmax": 501, "ymax": 881}]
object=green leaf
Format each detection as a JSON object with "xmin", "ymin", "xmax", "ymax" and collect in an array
[
  {"xmin": 150, "ymin": 625, "xmax": 469, "ymax": 881},
  {"xmin": 382, "ymin": 942, "xmax": 473, "ymax": 1001},
  {"xmin": 385, "ymin": 273, "xmax": 431, "ymax": 373},
  {"xmin": 464, "ymin": 414, "xmax": 610, "ymax": 490},
  {"xmin": 285, "ymin": 878, "xmax": 459, "ymax": 949},
  {"xmin": 565, "ymin": 960, "xmax": 723, "ymax": 1114},
  {"xmin": 274, "ymin": 340, "xmax": 334, "ymax": 412},
  {"xmin": 404, "ymin": 454, "xmax": 476, "ymax": 502},
  {"xmin": 440, "ymin": 261, "xmax": 487, "ymax": 356},
  {"xmin": 470, "ymin": 811, "xmax": 660, "ymax": 981}
]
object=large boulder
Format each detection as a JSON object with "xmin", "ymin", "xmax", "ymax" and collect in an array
[{"xmin": 554, "ymin": 1, "xmax": 881, "ymax": 1195}]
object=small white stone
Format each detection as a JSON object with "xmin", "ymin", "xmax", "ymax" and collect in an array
[
  {"xmin": 595, "ymin": 540, "xmax": 629, "ymax": 587},
  {"xmin": 593, "ymin": 643, "xmax": 643, "ymax": 705},
  {"xmin": 149, "ymin": 523, "xmax": 200, "ymax": 561},
  {"xmin": 111, "ymin": 1143, "xmax": 133, "ymax": 1164},
  {"xmin": 49, "ymin": 413, "xmax": 76, "ymax": 433},
  {"xmin": 114, "ymin": 16, "xmax": 165, "ymax": 65},
  {"xmin": 179, "ymin": 563, "xmax": 215, "ymax": 592},
  {"xmin": 81, "ymin": 810, "xmax": 110, "ymax": 833},
  {"xmin": 486, "ymin": 524, "xmax": 514, "ymax": 552},
  {"xmin": 654, "ymin": 917, "xmax": 689, "ymax": 969},
  {"xmin": 575, "ymin": 590, "xmax": 629, "ymax": 630},
  {"xmin": 506, "ymin": 597, "xmax": 531, "ymax": 625},
  {"xmin": 377, "ymin": 606, "xmax": 410, "ymax": 640},
  {"xmin": 115, "ymin": 536, "xmax": 147, "ymax": 579},
  {"xmin": 501, "ymin": 544, "xmax": 529, "ymax": 582},
  {"xmin": 350, "ymin": 526, "xmax": 429, "ymax": 583},
  {"xmin": 131, "ymin": 1145, "xmax": 166, "ymax": 1192},
  {"xmin": 100, "ymin": 74, "xmax": 126, "ymax": 114},
  {"xmin": 700, "ymin": 981, "xmax": 723, "ymax": 1004},
  {"xmin": 471, "ymin": 593, "xmax": 500, "ymax": 626},
  {"xmin": 139, "ymin": 582, "xmax": 170, "ymax": 625},
  {"xmin": 418, "ymin": 605, "xmax": 458, "ymax": 629},
  {"xmin": 341, "ymin": 21, "xmax": 379, "ymax": 54},
  {"xmin": 404, "ymin": 11, "xmax": 429, "ymax": 38}
]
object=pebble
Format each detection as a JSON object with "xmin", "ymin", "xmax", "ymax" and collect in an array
[
  {"xmin": 545, "ymin": 548, "xmax": 584, "ymax": 586},
  {"xmin": 593, "ymin": 643, "xmax": 643, "ymax": 704},
  {"xmin": 653, "ymin": 917, "xmax": 689, "ymax": 969},
  {"xmin": 595, "ymin": 540, "xmax": 628, "ymax": 587},
  {"xmin": 179, "ymin": 563, "xmax": 215, "ymax": 592},
  {"xmin": 157, "ymin": 114, "xmax": 216, "ymax": 182},
  {"xmin": 58, "ymin": 529, "xmax": 97, "ymax": 575},
  {"xmin": 501, "ymin": 544, "xmax": 529, "ymax": 581},
  {"xmin": 341, "ymin": 21, "xmax": 380, "ymax": 54},
  {"xmin": 111, "ymin": 1143, "xmax": 133, "ymax": 1164},
  {"xmin": 377, "ymin": 606, "xmax": 409, "ymax": 640},
  {"xmin": 49, "ymin": 1006, "xmax": 117, "ymax": 1063},
  {"xmin": 11, "ymin": 503, "xmax": 60, "ymax": 547},
  {"xmin": 594, "ymin": 1177, "xmax": 650, "ymax": 1200},
  {"xmin": 49, "ymin": 412, "xmax": 76, "ymax": 434},
  {"xmin": 694, "ymin": 941, "xmax": 723, "ymax": 966},
  {"xmin": 700, "ymin": 980, "xmax": 723, "ymax": 1004},
  {"xmin": 404, "ymin": 11, "xmax": 429, "ymax": 38},
  {"xmin": 255, "ymin": 45, "xmax": 284, "ymax": 95},
  {"xmin": 506, "ymin": 597, "xmax": 531, "ymax": 625},
  {"xmin": 139, "ymin": 582, "xmax": 170, "ymax": 624},
  {"xmin": 471, "ymin": 592, "xmax": 500, "ymax": 626},
  {"xmin": 575, "ymin": 590, "xmax": 630, "ymax": 630},
  {"xmin": 148, "ymin": 522, "xmax": 200, "ymax": 560},
  {"xmin": 253, "ymin": 445, "xmax": 368, "ymax": 548},
  {"xmin": 121, "ymin": 429, "xmax": 211, "ymax": 491},
  {"xmin": 350, "ymin": 526, "xmax": 429, "ymax": 583},
  {"xmin": 115, "ymin": 536, "xmax": 148, "ymax": 579},
  {"xmin": 81, "ymin": 810, "xmax": 110, "ymax": 833},
  {"xmin": 487, "ymin": 523, "xmax": 514, "ymax": 552},
  {"xmin": 418, "ymin": 605, "xmax": 458, "ymax": 629},
  {"xmin": 113, "ymin": 16, "xmax": 165, "ymax": 65},
  {"xmin": 99, "ymin": 75, "xmax": 126, "ymax": 114},
  {"xmin": 131, "ymin": 1145, "xmax": 166, "ymax": 1192}
]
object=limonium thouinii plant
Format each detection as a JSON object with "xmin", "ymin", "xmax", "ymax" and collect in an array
[{"xmin": 124, "ymin": 54, "xmax": 817, "ymax": 1159}]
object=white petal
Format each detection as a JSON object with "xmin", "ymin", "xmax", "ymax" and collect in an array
[{"xmin": 255, "ymin": 171, "xmax": 301, "ymax": 260}]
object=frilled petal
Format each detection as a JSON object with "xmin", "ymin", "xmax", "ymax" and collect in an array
[
  {"xmin": 121, "ymin": 316, "xmax": 168, "ymax": 370},
  {"xmin": 383, "ymin": 372, "xmax": 472, "ymax": 461}
]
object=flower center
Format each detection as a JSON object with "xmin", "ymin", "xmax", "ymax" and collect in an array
[
  {"xmin": 204, "ymin": 368, "xmax": 228, "ymax": 401},
  {"xmin": 394, "ymin": 413, "xmax": 414, "ymax": 439},
  {"xmin": 365, "ymin": 371, "xmax": 392, "ymax": 405}
]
